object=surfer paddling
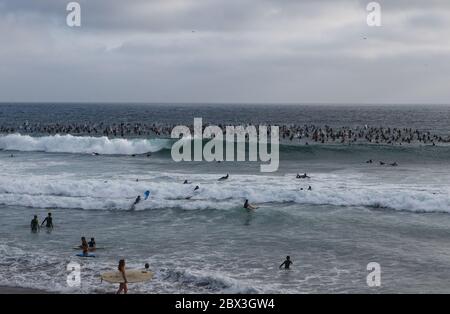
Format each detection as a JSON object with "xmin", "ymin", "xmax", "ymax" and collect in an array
[{"xmin": 218, "ymin": 174, "xmax": 229, "ymax": 181}]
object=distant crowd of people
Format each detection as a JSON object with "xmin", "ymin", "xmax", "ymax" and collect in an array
[{"xmin": 2, "ymin": 122, "xmax": 449, "ymax": 145}]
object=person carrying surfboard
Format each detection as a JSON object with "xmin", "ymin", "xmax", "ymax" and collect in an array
[{"xmin": 117, "ymin": 259, "xmax": 128, "ymax": 294}]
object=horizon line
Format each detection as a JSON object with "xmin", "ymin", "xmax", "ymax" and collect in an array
[{"xmin": 1, "ymin": 102, "xmax": 450, "ymax": 106}]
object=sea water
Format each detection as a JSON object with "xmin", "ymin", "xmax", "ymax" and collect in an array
[{"xmin": 0, "ymin": 103, "xmax": 450, "ymax": 293}]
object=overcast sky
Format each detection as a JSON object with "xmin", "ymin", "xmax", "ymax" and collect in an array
[{"xmin": 0, "ymin": 0, "xmax": 449, "ymax": 104}]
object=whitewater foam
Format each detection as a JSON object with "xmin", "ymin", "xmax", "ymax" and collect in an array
[
  {"xmin": 0, "ymin": 171, "xmax": 449, "ymax": 213},
  {"xmin": 0, "ymin": 134, "xmax": 172, "ymax": 155}
]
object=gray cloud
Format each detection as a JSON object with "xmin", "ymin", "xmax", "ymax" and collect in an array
[{"xmin": 0, "ymin": 0, "xmax": 449, "ymax": 103}]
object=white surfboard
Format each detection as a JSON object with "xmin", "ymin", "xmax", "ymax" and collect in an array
[{"xmin": 101, "ymin": 270, "xmax": 153, "ymax": 284}]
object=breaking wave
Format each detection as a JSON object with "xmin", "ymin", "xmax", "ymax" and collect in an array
[
  {"xmin": 0, "ymin": 134, "xmax": 172, "ymax": 155},
  {"xmin": 0, "ymin": 173, "xmax": 448, "ymax": 213}
]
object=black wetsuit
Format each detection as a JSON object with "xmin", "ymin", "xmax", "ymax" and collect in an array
[
  {"xmin": 30, "ymin": 218, "xmax": 39, "ymax": 231},
  {"xmin": 42, "ymin": 216, "xmax": 53, "ymax": 228},
  {"xmin": 280, "ymin": 259, "xmax": 293, "ymax": 269},
  {"xmin": 88, "ymin": 240, "xmax": 96, "ymax": 248}
]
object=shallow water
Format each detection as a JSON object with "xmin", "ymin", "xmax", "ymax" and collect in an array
[{"xmin": 0, "ymin": 104, "xmax": 450, "ymax": 293}]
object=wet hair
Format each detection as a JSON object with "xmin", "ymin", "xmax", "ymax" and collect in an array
[
  {"xmin": 91, "ymin": 238, "xmax": 95, "ymax": 241},
  {"xmin": 145, "ymin": 263, "xmax": 150, "ymax": 269},
  {"xmin": 48, "ymin": 213, "xmax": 52, "ymax": 216},
  {"xmin": 286, "ymin": 256, "xmax": 290, "ymax": 260},
  {"xmin": 34, "ymin": 215, "xmax": 37, "ymax": 218},
  {"xmin": 118, "ymin": 259, "xmax": 126, "ymax": 270}
]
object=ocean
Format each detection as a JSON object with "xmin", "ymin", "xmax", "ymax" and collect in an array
[{"xmin": 0, "ymin": 103, "xmax": 450, "ymax": 293}]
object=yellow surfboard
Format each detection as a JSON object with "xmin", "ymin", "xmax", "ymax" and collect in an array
[{"xmin": 101, "ymin": 270, "xmax": 153, "ymax": 284}]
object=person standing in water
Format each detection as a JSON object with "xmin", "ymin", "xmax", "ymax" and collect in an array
[
  {"xmin": 279, "ymin": 256, "xmax": 293, "ymax": 269},
  {"xmin": 41, "ymin": 213, "xmax": 53, "ymax": 229},
  {"xmin": 30, "ymin": 215, "xmax": 40, "ymax": 232},
  {"xmin": 88, "ymin": 237, "xmax": 96, "ymax": 249},
  {"xmin": 81, "ymin": 237, "xmax": 89, "ymax": 255},
  {"xmin": 117, "ymin": 259, "xmax": 128, "ymax": 294}
]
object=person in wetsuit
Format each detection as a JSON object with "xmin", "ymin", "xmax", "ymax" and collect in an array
[
  {"xmin": 30, "ymin": 215, "xmax": 40, "ymax": 232},
  {"xmin": 41, "ymin": 213, "xmax": 53, "ymax": 228},
  {"xmin": 279, "ymin": 256, "xmax": 293, "ymax": 269},
  {"xmin": 88, "ymin": 237, "xmax": 96, "ymax": 249},
  {"xmin": 134, "ymin": 195, "xmax": 141, "ymax": 205},
  {"xmin": 218, "ymin": 174, "xmax": 229, "ymax": 181},
  {"xmin": 243, "ymin": 199, "xmax": 257, "ymax": 210}
]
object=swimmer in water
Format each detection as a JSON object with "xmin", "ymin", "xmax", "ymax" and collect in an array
[
  {"xmin": 30, "ymin": 215, "xmax": 40, "ymax": 232},
  {"xmin": 130, "ymin": 195, "xmax": 141, "ymax": 210},
  {"xmin": 279, "ymin": 256, "xmax": 293, "ymax": 269},
  {"xmin": 297, "ymin": 173, "xmax": 310, "ymax": 179},
  {"xmin": 183, "ymin": 180, "xmax": 189, "ymax": 184},
  {"xmin": 243, "ymin": 199, "xmax": 257, "ymax": 210},
  {"xmin": 185, "ymin": 186, "xmax": 200, "ymax": 199},
  {"xmin": 218, "ymin": 174, "xmax": 229, "ymax": 181},
  {"xmin": 41, "ymin": 212, "xmax": 53, "ymax": 229},
  {"xmin": 390, "ymin": 162, "xmax": 398, "ymax": 167},
  {"xmin": 379, "ymin": 161, "xmax": 385, "ymax": 165},
  {"xmin": 88, "ymin": 237, "xmax": 96, "ymax": 249},
  {"xmin": 308, "ymin": 186, "xmax": 312, "ymax": 191}
]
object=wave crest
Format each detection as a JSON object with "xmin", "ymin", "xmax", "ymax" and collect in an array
[{"xmin": 0, "ymin": 134, "xmax": 172, "ymax": 155}]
